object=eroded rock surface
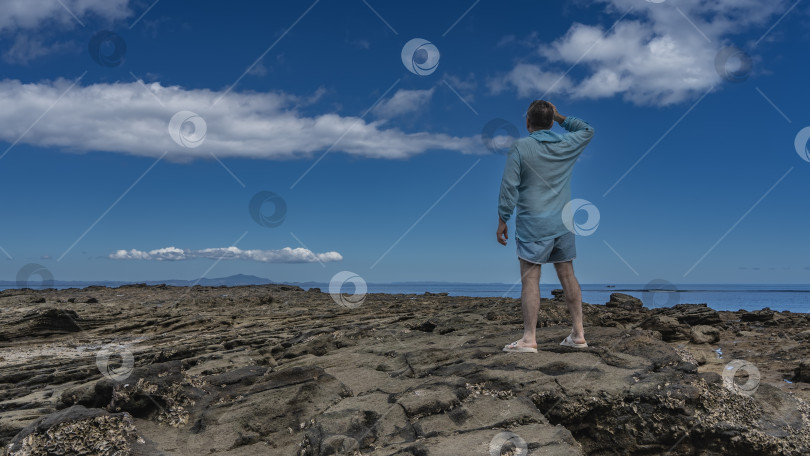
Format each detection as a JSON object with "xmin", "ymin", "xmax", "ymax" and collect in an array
[{"xmin": 0, "ymin": 285, "xmax": 809, "ymax": 455}]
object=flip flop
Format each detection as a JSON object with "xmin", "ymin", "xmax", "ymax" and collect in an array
[
  {"xmin": 560, "ymin": 334, "xmax": 588, "ymax": 348},
  {"xmin": 503, "ymin": 340, "xmax": 538, "ymax": 353}
]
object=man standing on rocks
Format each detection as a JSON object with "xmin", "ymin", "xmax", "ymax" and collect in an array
[{"xmin": 496, "ymin": 100, "xmax": 594, "ymax": 352}]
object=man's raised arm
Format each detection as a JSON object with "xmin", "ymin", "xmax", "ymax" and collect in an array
[{"xmin": 550, "ymin": 103, "xmax": 594, "ymax": 147}]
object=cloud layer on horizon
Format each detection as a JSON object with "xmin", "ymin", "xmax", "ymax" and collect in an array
[{"xmin": 108, "ymin": 246, "xmax": 343, "ymax": 263}]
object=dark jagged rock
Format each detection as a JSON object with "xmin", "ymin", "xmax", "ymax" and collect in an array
[
  {"xmin": 741, "ymin": 308, "xmax": 775, "ymax": 322},
  {"xmin": 656, "ymin": 303, "xmax": 722, "ymax": 326},
  {"xmin": 691, "ymin": 325, "xmax": 721, "ymax": 344},
  {"xmin": 0, "ymin": 308, "xmax": 82, "ymax": 340},
  {"xmin": 637, "ymin": 315, "xmax": 690, "ymax": 341},
  {"xmin": 408, "ymin": 319, "xmax": 438, "ymax": 333},
  {"xmin": 605, "ymin": 292, "xmax": 643, "ymax": 310},
  {"xmin": 794, "ymin": 360, "xmax": 810, "ymax": 383},
  {"xmin": 423, "ymin": 291, "xmax": 449, "ymax": 296}
]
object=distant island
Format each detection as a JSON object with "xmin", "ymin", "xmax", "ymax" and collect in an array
[
  {"xmin": 1, "ymin": 274, "xmax": 305, "ymax": 289},
  {"xmin": 0, "ymin": 275, "xmax": 531, "ymax": 289}
]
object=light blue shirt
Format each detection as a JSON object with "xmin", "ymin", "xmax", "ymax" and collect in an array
[{"xmin": 498, "ymin": 116, "xmax": 594, "ymax": 242}]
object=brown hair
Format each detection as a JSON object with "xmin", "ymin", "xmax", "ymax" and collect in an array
[{"xmin": 527, "ymin": 100, "xmax": 553, "ymax": 131}]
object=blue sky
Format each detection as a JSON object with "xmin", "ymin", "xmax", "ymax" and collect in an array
[{"xmin": 1, "ymin": 0, "xmax": 809, "ymax": 286}]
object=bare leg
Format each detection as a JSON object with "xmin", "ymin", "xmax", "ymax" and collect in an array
[
  {"xmin": 518, "ymin": 258, "xmax": 541, "ymax": 348},
  {"xmin": 554, "ymin": 261, "xmax": 586, "ymax": 345}
]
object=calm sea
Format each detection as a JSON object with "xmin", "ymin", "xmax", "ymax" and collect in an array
[
  {"xmin": 3, "ymin": 283, "xmax": 808, "ymax": 313},
  {"xmin": 359, "ymin": 283, "xmax": 810, "ymax": 313}
]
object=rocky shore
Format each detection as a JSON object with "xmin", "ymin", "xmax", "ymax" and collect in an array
[{"xmin": 1, "ymin": 284, "xmax": 809, "ymax": 455}]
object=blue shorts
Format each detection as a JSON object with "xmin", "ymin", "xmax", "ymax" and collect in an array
[{"xmin": 517, "ymin": 231, "xmax": 576, "ymax": 264}]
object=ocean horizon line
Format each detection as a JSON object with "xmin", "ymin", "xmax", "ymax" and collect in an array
[{"xmin": 2, "ymin": 276, "xmax": 810, "ymax": 293}]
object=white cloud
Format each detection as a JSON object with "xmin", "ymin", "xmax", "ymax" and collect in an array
[
  {"xmin": 0, "ymin": 0, "xmax": 131, "ymax": 32},
  {"xmin": 489, "ymin": 63, "xmax": 573, "ymax": 98},
  {"xmin": 246, "ymin": 61, "xmax": 269, "ymax": 77},
  {"xmin": 109, "ymin": 246, "xmax": 343, "ymax": 263},
  {"xmin": 491, "ymin": 0, "xmax": 792, "ymax": 105},
  {"xmin": 0, "ymin": 0, "xmax": 130, "ymax": 64},
  {"xmin": 0, "ymin": 79, "xmax": 487, "ymax": 160},
  {"xmin": 443, "ymin": 73, "xmax": 478, "ymax": 103},
  {"xmin": 3, "ymin": 35, "xmax": 76, "ymax": 64},
  {"xmin": 373, "ymin": 88, "xmax": 435, "ymax": 119}
]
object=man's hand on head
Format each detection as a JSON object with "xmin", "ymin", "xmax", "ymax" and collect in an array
[
  {"xmin": 547, "ymin": 101, "xmax": 566, "ymax": 124},
  {"xmin": 497, "ymin": 218, "xmax": 509, "ymax": 246}
]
